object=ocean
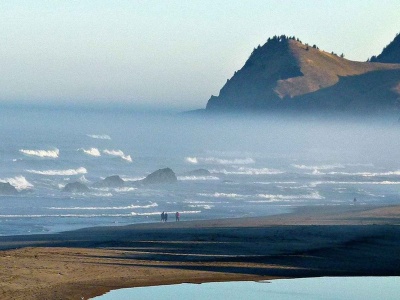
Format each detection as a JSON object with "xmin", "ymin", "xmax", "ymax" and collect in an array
[{"xmin": 1, "ymin": 105, "xmax": 400, "ymax": 236}]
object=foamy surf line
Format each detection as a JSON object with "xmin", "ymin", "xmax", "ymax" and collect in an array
[
  {"xmin": 79, "ymin": 148, "xmax": 101, "ymax": 157},
  {"xmin": 178, "ymin": 176, "xmax": 220, "ymax": 181},
  {"xmin": 185, "ymin": 157, "xmax": 255, "ymax": 165},
  {"xmin": 103, "ymin": 149, "xmax": 132, "ymax": 162},
  {"xmin": 87, "ymin": 134, "xmax": 111, "ymax": 140},
  {"xmin": 26, "ymin": 167, "xmax": 87, "ymax": 176},
  {"xmin": 19, "ymin": 148, "xmax": 59, "ymax": 158},
  {"xmin": 48, "ymin": 203, "xmax": 158, "ymax": 210}
]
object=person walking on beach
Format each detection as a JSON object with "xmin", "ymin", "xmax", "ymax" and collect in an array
[
  {"xmin": 161, "ymin": 211, "xmax": 165, "ymax": 222},
  {"xmin": 165, "ymin": 212, "xmax": 168, "ymax": 222},
  {"xmin": 175, "ymin": 211, "xmax": 180, "ymax": 222}
]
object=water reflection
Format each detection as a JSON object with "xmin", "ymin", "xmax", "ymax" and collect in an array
[{"xmin": 93, "ymin": 276, "xmax": 400, "ymax": 300}]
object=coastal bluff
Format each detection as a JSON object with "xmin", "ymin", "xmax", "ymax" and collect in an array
[{"xmin": 206, "ymin": 34, "xmax": 400, "ymax": 113}]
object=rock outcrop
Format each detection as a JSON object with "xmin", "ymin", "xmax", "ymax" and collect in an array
[
  {"xmin": 206, "ymin": 35, "xmax": 400, "ymax": 114},
  {"xmin": 140, "ymin": 168, "xmax": 177, "ymax": 185},
  {"xmin": 0, "ymin": 182, "xmax": 18, "ymax": 195},
  {"xmin": 63, "ymin": 182, "xmax": 90, "ymax": 193},
  {"xmin": 94, "ymin": 175, "xmax": 125, "ymax": 188}
]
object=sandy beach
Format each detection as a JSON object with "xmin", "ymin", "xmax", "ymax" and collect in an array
[{"xmin": 0, "ymin": 204, "xmax": 399, "ymax": 299}]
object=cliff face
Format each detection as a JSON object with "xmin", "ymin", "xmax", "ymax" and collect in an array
[{"xmin": 206, "ymin": 35, "xmax": 400, "ymax": 113}]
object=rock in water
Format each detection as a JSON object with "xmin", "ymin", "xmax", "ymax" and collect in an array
[
  {"xmin": 63, "ymin": 182, "xmax": 90, "ymax": 193},
  {"xmin": 141, "ymin": 168, "xmax": 177, "ymax": 184},
  {"xmin": 0, "ymin": 182, "xmax": 18, "ymax": 195},
  {"xmin": 94, "ymin": 175, "xmax": 125, "ymax": 188}
]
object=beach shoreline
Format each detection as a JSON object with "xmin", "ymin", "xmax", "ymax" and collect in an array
[{"xmin": 0, "ymin": 204, "xmax": 399, "ymax": 299}]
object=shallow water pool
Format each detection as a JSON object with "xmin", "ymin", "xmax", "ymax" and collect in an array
[{"xmin": 92, "ymin": 276, "xmax": 400, "ymax": 300}]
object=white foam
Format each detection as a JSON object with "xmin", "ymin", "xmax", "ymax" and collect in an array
[
  {"xmin": 130, "ymin": 210, "xmax": 201, "ymax": 216},
  {"xmin": 314, "ymin": 170, "xmax": 400, "ymax": 177},
  {"xmin": 79, "ymin": 175, "xmax": 90, "ymax": 183},
  {"xmin": 122, "ymin": 176, "xmax": 146, "ymax": 182},
  {"xmin": 103, "ymin": 149, "xmax": 132, "ymax": 162},
  {"xmin": 212, "ymin": 167, "xmax": 283, "ymax": 175},
  {"xmin": 185, "ymin": 157, "xmax": 198, "ymax": 164},
  {"xmin": 188, "ymin": 204, "xmax": 214, "ymax": 210},
  {"xmin": 310, "ymin": 180, "xmax": 400, "ymax": 187},
  {"xmin": 79, "ymin": 148, "xmax": 101, "ymax": 157},
  {"xmin": 257, "ymin": 191, "xmax": 324, "ymax": 201},
  {"xmin": 198, "ymin": 192, "xmax": 245, "ymax": 198},
  {"xmin": 48, "ymin": 203, "xmax": 158, "ymax": 210},
  {"xmin": 87, "ymin": 134, "xmax": 111, "ymax": 140},
  {"xmin": 178, "ymin": 176, "xmax": 220, "ymax": 181},
  {"xmin": 185, "ymin": 157, "xmax": 255, "ymax": 165},
  {"xmin": 292, "ymin": 164, "xmax": 344, "ymax": 170},
  {"xmin": 20, "ymin": 148, "xmax": 59, "ymax": 158},
  {"xmin": 0, "ymin": 176, "xmax": 33, "ymax": 191},
  {"xmin": 0, "ymin": 213, "xmax": 139, "ymax": 218},
  {"xmin": 90, "ymin": 192, "xmax": 113, "ymax": 197},
  {"xmin": 27, "ymin": 167, "xmax": 87, "ymax": 176}
]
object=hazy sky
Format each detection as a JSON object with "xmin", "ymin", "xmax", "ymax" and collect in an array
[{"xmin": 1, "ymin": 1, "xmax": 399, "ymax": 110}]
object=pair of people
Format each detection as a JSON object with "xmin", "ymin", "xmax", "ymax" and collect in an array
[
  {"xmin": 160, "ymin": 211, "xmax": 180, "ymax": 222},
  {"xmin": 161, "ymin": 211, "xmax": 168, "ymax": 222}
]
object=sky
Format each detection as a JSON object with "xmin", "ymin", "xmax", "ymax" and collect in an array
[{"xmin": 0, "ymin": 0, "xmax": 399, "ymax": 110}]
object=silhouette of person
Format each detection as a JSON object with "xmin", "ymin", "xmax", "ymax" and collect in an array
[
  {"xmin": 161, "ymin": 211, "xmax": 165, "ymax": 222},
  {"xmin": 353, "ymin": 197, "xmax": 357, "ymax": 204},
  {"xmin": 175, "ymin": 211, "xmax": 180, "ymax": 221},
  {"xmin": 165, "ymin": 212, "xmax": 168, "ymax": 222}
]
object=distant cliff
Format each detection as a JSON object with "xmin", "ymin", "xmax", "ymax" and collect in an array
[{"xmin": 206, "ymin": 35, "xmax": 400, "ymax": 113}]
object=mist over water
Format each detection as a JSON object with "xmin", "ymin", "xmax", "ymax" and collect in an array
[{"xmin": 1, "ymin": 105, "xmax": 400, "ymax": 235}]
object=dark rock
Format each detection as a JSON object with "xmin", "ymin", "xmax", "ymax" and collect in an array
[
  {"xmin": 94, "ymin": 175, "xmax": 125, "ymax": 188},
  {"xmin": 63, "ymin": 182, "xmax": 90, "ymax": 193},
  {"xmin": 0, "ymin": 182, "xmax": 18, "ymax": 195},
  {"xmin": 141, "ymin": 168, "xmax": 177, "ymax": 185}
]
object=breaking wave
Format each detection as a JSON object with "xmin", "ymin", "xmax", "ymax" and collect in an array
[
  {"xmin": 198, "ymin": 192, "xmax": 245, "ymax": 198},
  {"xmin": 48, "ymin": 203, "xmax": 158, "ymax": 210},
  {"xmin": 292, "ymin": 164, "xmax": 344, "ymax": 170},
  {"xmin": 19, "ymin": 148, "xmax": 59, "ymax": 158},
  {"xmin": 312, "ymin": 170, "xmax": 400, "ymax": 177},
  {"xmin": 178, "ymin": 176, "xmax": 220, "ymax": 181},
  {"xmin": 103, "ymin": 149, "xmax": 132, "ymax": 162},
  {"xmin": 256, "ymin": 191, "xmax": 324, "ymax": 201},
  {"xmin": 87, "ymin": 134, "xmax": 111, "ymax": 140},
  {"xmin": 0, "ymin": 176, "xmax": 33, "ymax": 191},
  {"xmin": 79, "ymin": 148, "xmax": 101, "ymax": 157},
  {"xmin": 185, "ymin": 157, "xmax": 255, "ymax": 165},
  {"xmin": 211, "ymin": 167, "xmax": 283, "ymax": 175},
  {"xmin": 310, "ymin": 180, "xmax": 400, "ymax": 187},
  {"xmin": 27, "ymin": 167, "xmax": 87, "ymax": 176}
]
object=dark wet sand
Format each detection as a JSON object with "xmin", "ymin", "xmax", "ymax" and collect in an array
[{"xmin": 0, "ymin": 204, "xmax": 399, "ymax": 299}]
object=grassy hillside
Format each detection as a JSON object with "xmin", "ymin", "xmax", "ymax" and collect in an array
[{"xmin": 206, "ymin": 36, "xmax": 400, "ymax": 112}]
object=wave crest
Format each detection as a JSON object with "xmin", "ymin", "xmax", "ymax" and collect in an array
[
  {"xmin": 20, "ymin": 148, "xmax": 59, "ymax": 158},
  {"xmin": 87, "ymin": 134, "xmax": 111, "ymax": 140},
  {"xmin": 79, "ymin": 148, "xmax": 101, "ymax": 157},
  {"xmin": 185, "ymin": 157, "xmax": 255, "ymax": 165},
  {"xmin": 103, "ymin": 149, "xmax": 132, "ymax": 162},
  {"xmin": 0, "ymin": 176, "xmax": 33, "ymax": 191},
  {"xmin": 27, "ymin": 167, "xmax": 87, "ymax": 176}
]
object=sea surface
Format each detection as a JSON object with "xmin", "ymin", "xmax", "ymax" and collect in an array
[
  {"xmin": 92, "ymin": 277, "xmax": 400, "ymax": 300},
  {"xmin": 1, "ymin": 105, "xmax": 400, "ymax": 236}
]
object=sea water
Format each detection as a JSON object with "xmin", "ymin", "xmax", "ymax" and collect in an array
[
  {"xmin": 1, "ymin": 105, "xmax": 400, "ymax": 236},
  {"xmin": 92, "ymin": 277, "xmax": 400, "ymax": 300}
]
